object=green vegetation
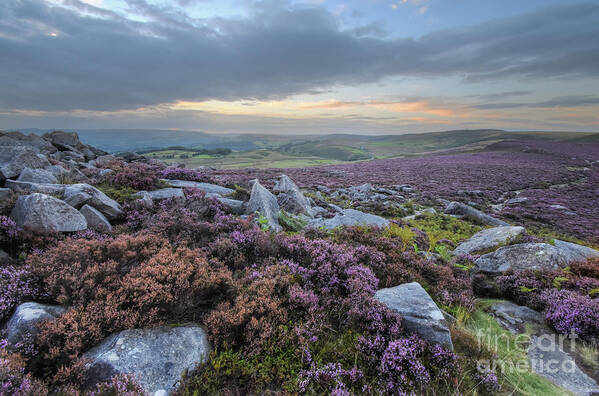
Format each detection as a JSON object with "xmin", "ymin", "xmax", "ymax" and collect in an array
[
  {"xmin": 144, "ymin": 148, "xmax": 342, "ymax": 169},
  {"xmin": 408, "ymin": 213, "xmax": 483, "ymax": 248},
  {"xmin": 279, "ymin": 211, "xmax": 308, "ymax": 233},
  {"xmin": 95, "ymin": 182, "xmax": 139, "ymax": 204}
]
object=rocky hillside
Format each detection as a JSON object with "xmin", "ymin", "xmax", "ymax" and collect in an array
[{"xmin": 1, "ymin": 131, "xmax": 598, "ymax": 395}]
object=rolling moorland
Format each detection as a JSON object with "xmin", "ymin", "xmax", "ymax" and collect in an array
[
  {"xmin": 19, "ymin": 128, "xmax": 599, "ymax": 169},
  {"xmin": 0, "ymin": 129, "xmax": 599, "ymax": 395}
]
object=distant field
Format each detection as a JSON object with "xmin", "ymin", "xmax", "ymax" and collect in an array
[
  {"xmin": 132, "ymin": 129, "xmax": 599, "ymax": 169},
  {"xmin": 146, "ymin": 148, "xmax": 341, "ymax": 169}
]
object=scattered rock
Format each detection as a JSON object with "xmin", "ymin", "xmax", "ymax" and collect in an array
[
  {"xmin": 0, "ymin": 188, "xmax": 12, "ymax": 202},
  {"xmin": 217, "ymin": 197, "xmax": 245, "ymax": 214},
  {"xmin": 10, "ymin": 193, "xmax": 88, "ymax": 232},
  {"xmin": 307, "ymin": 208, "xmax": 389, "ymax": 229},
  {"xmin": 245, "ymin": 179, "xmax": 281, "ymax": 232},
  {"xmin": 83, "ymin": 326, "xmax": 211, "ymax": 395},
  {"xmin": 43, "ymin": 131, "xmax": 82, "ymax": 150},
  {"xmin": 475, "ymin": 243, "xmax": 568, "ymax": 273},
  {"xmin": 490, "ymin": 301, "xmax": 544, "ymax": 334},
  {"xmin": 274, "ymin": 175, "xmax": 313, "ymax": 217},
  {"xmin": 116, "ymin": 151, "xmax": 142, "ymax": 161},
  {"xmin": 553, "ymin": 240, "xmax": 599, "ymax": 263},
  {"xmin": 528, "ymin": 335, "xmax": 599, "ymax": 396},
  {"xmin": 402, "ymin": 207, "xmax": 436, "ymax": 221},
  {"xmin": 3, "ymin": 302, "xmax": 65, "ymax": 345},
  {"xmin": 17, "ymin": 167, "xmax": 59, "ymax": 184},
  {"xmin": 453, "ymin": 226, "xmax": 526, "ymax": 256},
  {"xmin": 0, "ymin": 147, "xmax": 50, "ymax": 179},
  {"xmin": 5, "ymin": 180, "xmax": 66, "ymax": 195},
  {"xmin": 375, "ymin": 282, "xmax": 453, "ymax": 350},
  {"xmin": 63, "ymin": 184, "xmax": 123, "ymax": 220},
  {"xmin": 133, "ymin": 188, "xmax": 185, "ymax": 201},
  {"xmin": 80, "ymin": 204, "xmax": 112, "ymax": 233},
  {"xmin": 163, "ymin": 179, "xmax": 234, "ymax": 196},
  {"xmin": 444, "ymin": 201, "xmax": 509, "ymax": 226}
]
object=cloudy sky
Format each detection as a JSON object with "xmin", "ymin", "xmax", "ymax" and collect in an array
[{"xmin": 1, "ymin": 0, "xmax": 599, "ymax": 134}]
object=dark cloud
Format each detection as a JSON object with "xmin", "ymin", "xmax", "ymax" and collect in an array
[
  {"xmin": 0, "ymin": 0, "xmax": 598, "ymax": 112},
  {"xmin": 474, "ymin": 95, "xmax": 599, "ymax": 109}
]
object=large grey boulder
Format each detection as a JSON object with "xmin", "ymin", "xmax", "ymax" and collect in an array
[
  {"xmin": 5, "ymin": 180, "xmax": 66, "ymax": 195},
  {"xmin": 42, "ymin": 131, "xmax": 82, "ymax": 151},
  {"xmin": 307, "ymin": 208, "xmax": 389, "ymax": 230},
  {"xmin": 63, "ymin": 184, "xmax": 123, "ymax": 220},
  {"xmin": 10, "ymin": 193, "xmax": 87, "ymax": 232},
  {"xmin": 133, "ymin": 188, "xmax": 185, "ymax": 201},
  {"xmin": 83, "ymin": 326, "xmax": 211, "ymax": 395},
  {"xmin": 444, "ymin": 201, "xmax": 509, "ymax": 226},
  {"xmin": 273, "ymin": 175, "xmax": 313, "ymax": 217},
  {"xmin": 553, "ymin": 240, "xmax": 599, "ymax": 263},
  {"xmin": 80, "ymin": 205, "xmax": 112, "ymax": 233},
  {"xmin": 217, "ymin": 197, "xmax": 245, "ymax": 214},
  {"xmin": 3, "ymin": 302, "xmax": 65, "ymax": 345},
  {"xmin": 3, "ymin": 132, "xmax": 57, "ymax": 154},
  {"xmin": 528, "ymin": 335, "xmax": 599, "ymax": 396},
  {"xmin": 475, "ymin": 243, "xmax": 568, "ymax": 273},
  {"xmin": 375, "ymin": 282, "xmax": 453, "ymax": 350},
  {"xmin": 245, "ymin": 179, "xmax": 281, "ymax": 232},
  {"xmin": 0, "ymin": 147, "xmax": 50, "ymax": 179},
  {"xmin": 162, "ymin": 179, "xmax": 234, "ymax": 196},
  {"xmin": 453, "ymin": 226, "xmax": 526, "ymax": 256},
  {"xmin": 17, "ymin": 167, "xmax": 59, "ymax": 184},
  {"xmin": 0, "ymin": 188, "xmax": 12, "ymax": 202},
  {"xmin": 490, "ymin": 301, "xmax": 545, "ymax": 334}
]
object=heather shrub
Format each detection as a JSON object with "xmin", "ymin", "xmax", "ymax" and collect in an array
[
  {"xmin": 159, "ymin": 167, "xmax": 213, "ymax": 183},
  {"xmin": 126, "ymin": 190, "xmax": 251, "ymax": 247},
  {"xmin": 87, "ymin": 374, "xmax": 145, "ymax": 396},
  {"xmin": 105, "ymin": 162, "xmax": 165, "ymax": 191},
  {"xmin": 27, "ymin": 233, "xmax": 234, "ymax": 382},
  {"xmin": 0, "ymin": 342, "xmax": 48, "ymax": 396},
  {"xmin": 542, "ymin": 290, "xmax": 599, "ymax": 342},
  {"xmin": 0, "ymin": 265, "xmax": 40, "ymax": 322}
]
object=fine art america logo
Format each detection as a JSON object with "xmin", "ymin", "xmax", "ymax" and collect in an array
[{"xmin": 475, "ymin": 328, "xmax": 579, "ymax": 375}]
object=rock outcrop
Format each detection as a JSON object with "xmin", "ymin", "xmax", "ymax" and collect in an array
[
  {"xmin": 3, "ymin": 302, "xmax": 65, "ymax": 345},
  {"xmin": 11, "ymin": 193, "xmax": 88, "ymax": 232},
  {"xmin": 552, "ymin": 239, "xmax": 599, "ymax": 263},
  {"xmin": 375, "ymin": 282, "xmax": 453, "ymax": 350},
  {"xmin": 444, "ymin": 201, "xmax": 509, "ymax": 226},
  {"xmin": 475, "ymin": 243, "xmax": 567, "ymax": 273},
  {"xmin": 64, "ymin": 184, "xmax": 123, "ymax": 220},
  {"xmin": 133, "ymin": 188, "xmax": 185, "ymax": 201},
  {"xmin": 163, "ymin": 179, "xmax": 234, "ymax": 196},
  {"xmin": 83, "ymin": 326, "xmax": 211, "ymax": 395},
  {"xmin": 453, "ymin": 226, "xmax": 526, "ymax": 256},
  {"xmin": 245, "ymin": 179, "xmax": 281, "ymax": 232},
  {"xmin": 80, "ymin": 204, "xmax": 112, "ymax": 233},
  {"xmin": 17, "ymin": 167, "xmax": 59, "ymax": 184},
  {"xmin": 308, "ymin": 208, "xmax": 389, "ymax": 229},
  {"xmin": 273, "ymin": 174, "xmax": 313, "ymax": 217}
]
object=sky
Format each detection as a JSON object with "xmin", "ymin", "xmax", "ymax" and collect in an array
[{"xmin": 1, "ymin": 0, "xmax": 599, "ymax": 135}]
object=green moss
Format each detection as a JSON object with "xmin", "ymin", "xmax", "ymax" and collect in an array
[
  {"xmin": 95, "ymin": 183, "xmax": 139, "ymax": 204},
  {"xmin": 527, "ymin": 227, "xmax": 599, "ymax": 250},
  {"xmin": 279, "ymin": 211, "xmax": 308, "ymax": 233},
  {"xmin": 408, "ymin": 213, "xmax": 483, "ymax": 248},
  {"xmin": 382, "ymin": 223, "xmax": 415, "ymax": 250}
]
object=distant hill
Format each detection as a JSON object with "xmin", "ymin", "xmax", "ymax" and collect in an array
[
  {"xmin": 12, "ymin": 128, "xmax": 599, "ymax": 164},
  {"xmin": 18, "ymin": 128, "xmax": 258, "ymax": 153}
]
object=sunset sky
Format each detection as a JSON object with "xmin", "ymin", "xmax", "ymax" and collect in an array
[{"xmin": 1, "ymin": 0, "xmax": 599, "ymax": 134}]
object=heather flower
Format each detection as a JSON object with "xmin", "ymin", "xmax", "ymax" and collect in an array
[
  {"xmin": 542, "ymin": 289, "xmax": 599, "ymax": 342},
  {"xmin": 0, "ymin": 266, "xmax": 39, "ymax": 322}
]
